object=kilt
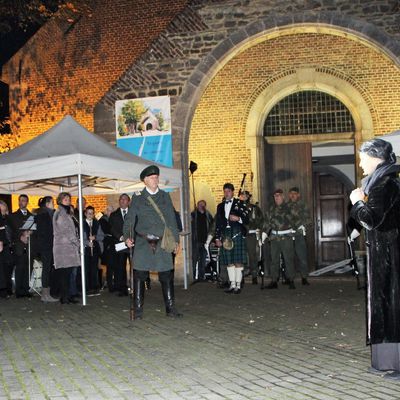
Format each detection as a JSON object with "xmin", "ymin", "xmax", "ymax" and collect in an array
[{"xmin": 220, "ymin": 227, "xmax": 247, "ymax": 265}]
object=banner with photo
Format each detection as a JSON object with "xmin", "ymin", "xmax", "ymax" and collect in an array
[{"xmin": 115, "ymin": 96, "xmax": 172, "ymax": 167}]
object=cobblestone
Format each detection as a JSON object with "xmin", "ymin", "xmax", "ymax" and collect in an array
[{"xmin": 1, "ymin": 277, "xmax": 399, "ymax": 399}]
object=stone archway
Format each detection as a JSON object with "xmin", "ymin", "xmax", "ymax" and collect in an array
[
  {"xmin": 176, "ymin": 12, "xmax": 400, "ymax": 269},
  {"xmin": 244, "ymin": 67, "xmax": 374, "ymax": 206}
]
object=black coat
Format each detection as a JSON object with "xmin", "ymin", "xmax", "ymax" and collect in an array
[
  {"xmin": 9, "ymin": 209, "xmax": 33, "ymax": 243},
  {"xmin": 215, "ymin": 198, "xmax": 249, "ymax": 239},
  {"xmin": 109, "ymin": 208, "xmax": 125, "ymax": 244},
  {"xmin": 351, "ymin": 171, "xmax": 400, "ymax": 344},
  {"xmin": 34, "ymin": 207, "xmax": 54, "ymax": 253}
]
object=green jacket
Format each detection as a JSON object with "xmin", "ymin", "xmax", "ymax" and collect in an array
[
  {"xmin": 123, "ymin": 188, "xmax": 179, "ymax": 272},
  {"xmin": 264, "ymin": 202, "xmax": 296, "ymax": 233},
  {"xmin": 287, "ymin": 200, "xmax": 312, "ymax": 236},
  {"xmin": 244, "ymin": 202, "xmax": 264, "ymax": 231}
]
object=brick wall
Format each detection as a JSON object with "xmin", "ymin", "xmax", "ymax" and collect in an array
[
  {"xmin": 2, "ymin": 0, "xmax": 188, "ymax": 145},
  {"xmin": 188, "ymin": 32, "xmax": 400, "ymax": 200}
]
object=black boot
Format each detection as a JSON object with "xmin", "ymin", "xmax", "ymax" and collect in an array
[
  {"xmin": 265, "ymin": 281, "xmax": 278, "ymax": 289},
  {"xmin": 161, "ymin": 277, "xmax": 183, "ymax": 318},
  {"xmin": 134, "ymin": 278, "xmax": 145, "ymax": 320}
]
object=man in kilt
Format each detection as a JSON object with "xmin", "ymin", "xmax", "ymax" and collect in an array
[{"xmin": 215, "ymin": 183, "xmax": 249, "ymax": 294}]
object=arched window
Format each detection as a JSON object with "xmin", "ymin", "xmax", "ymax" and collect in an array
[{"xmin": 264, "ymin": 91, "xmax": 355, "ymax": 137}]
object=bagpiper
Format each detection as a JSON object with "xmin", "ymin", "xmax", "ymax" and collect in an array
[{"xmin": 215, "ymin": 183, "xmax": 249, "ymax": 294}]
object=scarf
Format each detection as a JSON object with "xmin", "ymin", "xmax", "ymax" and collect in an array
[{"xmin": 361, "ymin": 162, "xmax": 400, "ymax": 195}]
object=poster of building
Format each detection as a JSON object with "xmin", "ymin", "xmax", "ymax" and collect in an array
[{"xmin": 115, "ymin": 96, "xmax": 172, "ymax": 167}]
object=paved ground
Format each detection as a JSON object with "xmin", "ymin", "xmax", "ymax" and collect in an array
[{"xmin": 1, "ymin": 276, "xmax": 399, "ymax": 400}]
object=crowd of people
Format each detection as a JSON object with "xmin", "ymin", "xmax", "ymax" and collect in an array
[
  {"xmin": 0, "ymin": 165, "xmax": 183, "ymax": 318},
  {"xmin": 0, "ymin": 139, "xmax": 399, "ymax": 379},
  {"xmin": 191, "ymin": 184, "xmax": 312, "ymax": 292}
]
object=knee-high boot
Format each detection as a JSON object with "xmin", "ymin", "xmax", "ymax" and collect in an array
[
  {"xmin": 161, "ymin": 274, "xmax": 183, "ymax": 318},
  {"xmin": 134, "ymin": 278, "xmax": 145, "ymax": 320}
]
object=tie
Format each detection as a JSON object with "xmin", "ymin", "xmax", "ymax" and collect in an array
[
  {"xmin": 22, "ymin": 210, "xmax": 27, "ymax": 216},
  {"xmin": 225, "ymin": 200, "xmax": 232, "ymax": 204},
  {"xmin": 122, "ymin": 209, "xmax": 127, "ymax": 219}
]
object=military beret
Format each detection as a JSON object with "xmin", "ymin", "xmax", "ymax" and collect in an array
[
  {"xmin": 140, "ymin": 165, "xmax": 160, "ymax": 181},
  {"xmin": 273, "ymin": 188, "xmax": 283, "ymax": 195},
  {"xmin": 223, "ymin": 183, "xmax": 235, "ymax": 191},
  {"xmin": 289, "ymin": 187, "xmax": 300, "ymax": 193}
]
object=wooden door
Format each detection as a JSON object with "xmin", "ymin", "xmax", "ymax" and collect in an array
[
  {"xmin": 314, "ymin": 173, "xmax": 349, "ymax": 267},
  {"xmin": 264, "ymin": 142, "xmax": 314, "ymax": 268}
]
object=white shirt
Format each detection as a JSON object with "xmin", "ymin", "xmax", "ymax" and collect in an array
[
  {"xmin": 146, "ymin": 187, "xmax": 159, "ymax": 195},
  {"xmin": 121, "ymin": 208, "xmax": 128, "ymax": 218},
  {"xmin": 224, "ymin": 199, "xmax": 233, "ymax": 220}
]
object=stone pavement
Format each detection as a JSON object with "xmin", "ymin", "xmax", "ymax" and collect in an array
[{"xmin": 1, "ymin": 276, "xmax": 399, "ymax": 400}]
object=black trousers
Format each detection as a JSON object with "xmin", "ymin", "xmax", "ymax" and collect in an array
[
  {"xmin": 135, "ymin": 269, "xmax": 172, "ymax": 283},
  {"xmin": 57, "ymin": 268, "xmax": 72, "ymax": 300},
  {"xmin": 113, "ymin": 251, "xmax": 129, "ymax": 292},
  {"xmin": 40, "ymin": 250, "xmax": 53, "ymax": 289},
  {"xmin": 15, "ymin": 254, "xmax": 30, "ymax": 296},
  {"xmin": 84, "ymin": 251, "xmax": 100, "ymax": 291}
]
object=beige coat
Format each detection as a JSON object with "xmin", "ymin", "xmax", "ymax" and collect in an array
[{"xmin": 53, "ymin": 205, "xmax": 80, "ymax": 269}]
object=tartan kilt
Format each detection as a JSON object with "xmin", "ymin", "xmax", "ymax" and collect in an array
[{"xmin": 220, "ymin": 227, "xmax": 247, "ymax": 265}]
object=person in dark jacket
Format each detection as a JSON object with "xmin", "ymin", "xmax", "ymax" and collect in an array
[
  {"xmin": 191, "ymin": 200, "xmax": 213, "ymax": 282},
  {"xmin": 215, "ymin": 183, "xmax": 250, "ymax": 294},
  {"xmin": 14, "ymin": 230, "xmax": 32, "ymax": 298},
  {"xmin": 99, "ymin": 205, "xmax": 114, "ymax": 291},
  {"xmin": 124, "ymin": 165, "xmax": 181, "ymax": 320},
  {"xmin": 35, "ymin": 196, "xmax": 58, "ymax": 303},
  {"xmin": 350, "ymin": 138, "xmax": 400, "ymax": 380},
  {"xmin": 109, "ymin": 194, "xmax": 130, "ymax": 296},
  {"xmin": 83, "ymin": 206, "xmax": 104, "ymax": 294},
  {"xmin": 0, "ymin": 200, "xmax": 12, "ymax": 298}
]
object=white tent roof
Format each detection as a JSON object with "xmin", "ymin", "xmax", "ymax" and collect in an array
[{"xmin": 0, "ymin": 115, "xmax": 182, "ymax": 195}]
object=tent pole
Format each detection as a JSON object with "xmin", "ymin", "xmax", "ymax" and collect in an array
[
  {"xmin": 180, "ymin": 187, "xmax": 188, "ymax": 290},
  {"xmin": 78, "ymin": 173, "xmax": 87, "ymax": 306}
]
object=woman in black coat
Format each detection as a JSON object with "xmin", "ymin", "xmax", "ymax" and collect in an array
[
  {"xmin": 350, "ymin": 139, "xmax": 400, "ymax": 380},
  {"xmin": 35, "ymin": 196, "xmax": 58, "ymax": 303}
]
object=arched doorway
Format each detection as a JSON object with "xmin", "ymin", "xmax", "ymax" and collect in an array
[
  {"xmin": 263, "ymin": 89, "xmax": 356, "ymax": 269},
  {"xmin": 184, "ymin": 23, "xmax": 400, "ymax": 273}
]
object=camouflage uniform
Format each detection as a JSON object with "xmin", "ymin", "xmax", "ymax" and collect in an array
[
  {"xmin": 288, "ymin": 200, "xmax": 312, "ymax": 279},
  {"xmin": 264, "ymin": 202, "xmax": 295, "ymax": 282},
  {"xmin": 244, "ymin": 202, "xmax": 264, "ymax": 279}
]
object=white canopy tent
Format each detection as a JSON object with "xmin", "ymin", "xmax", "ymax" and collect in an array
[{"xmin": 0, "ymin": 116, "xmax": 185, "ymax": 304}]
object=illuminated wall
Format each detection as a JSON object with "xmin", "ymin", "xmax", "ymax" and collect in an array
[{"xmin": 188, "ymin": 32, "xmax": 400, "ymax": 204}]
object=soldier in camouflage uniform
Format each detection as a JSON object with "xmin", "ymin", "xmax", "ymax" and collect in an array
[
  {"xmin": 288, "ymin": 187, "xmax": 312, "ymax": 285},
  {"xmin": 264, "ymin": 188, "xmax": 296, "ymax": 289},
  {"xmin": 239, "ymin": 191, "xmax": 264, "ymax": 285}
]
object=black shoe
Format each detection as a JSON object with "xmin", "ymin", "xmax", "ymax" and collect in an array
[
  {"xmin": 265, "ymin": 281, "xmax": 278, "ymax": 289},
  {"xmin": 289, "ymin": 281, "xmax": 296, "ymax": 289},
  {"xmin": 68, "ymin": 297, "xmax": 79, "ymax": 304},
  {"xmin": 302, "ymin": 278, "xmax": 310, "ymax": 286},
  {"xmin": 384, "ymin": 371, "xmax": 400, "ymax": 381},
  {"xmin": 233, "ymin": 287, "xmax": 241, "ymax": 294},
  {"xmin": 166, "ymin": 307, "xmax": 183, "ymax": 318},
  {"xmin": 224, "ymin": 286, "xmax": 235, "ymax": 293},
  {"xmin": 368, "ymin": 367, "xmax": 386, "ymax": 375},
  {"xmin": 60, "ymin": 297, "xmax": 70, "ymax": 304},
  {"xmin": 252, "ymin": 277, "xmax": 258, "ymax": 285},
  {"xmin": 118, "ymin": 288, "xmax": 128, "ymax": 297}
]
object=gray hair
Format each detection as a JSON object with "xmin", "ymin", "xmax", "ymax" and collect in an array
[{"xmin": 360, "ymin": 139, "xmax": 396, "ymax": 164}]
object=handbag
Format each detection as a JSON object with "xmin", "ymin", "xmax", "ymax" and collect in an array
[{"xmin": 146, "ymin": 196, "xmax": 177, "ymax": 253}]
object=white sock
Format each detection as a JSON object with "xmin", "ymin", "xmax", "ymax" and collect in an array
[
  {"xmin": 227, "ymin": 265, "xmax": 236, "ymax": 288},
  {"xmin": 235, "ymin": 268, "xmax": 243, "ymax": 288}
]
